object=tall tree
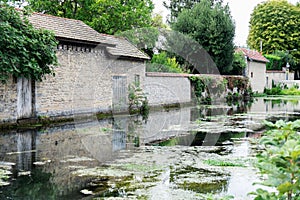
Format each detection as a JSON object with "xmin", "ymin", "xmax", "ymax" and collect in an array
[
  {"xmin": 172, "ymin": 0, "xmax": 235, "ymax": 74},
  {"xmin": 26, "ymin": 0, "xmax": 94, "ymax": 19},
  {"xmin": 163, "ymin": 0, "xmax": 223, "ymax": 23},
  {"xmin": 248, "ymin": 0, "xmax": 300, "ymax": 77},
  {"xmin": 0, "ymin": 4, "xmax": 57, "ymax": 83},
  {"xmin": 26, "ymin": 0, "xmax": 154, "ymax": 35},
  {"xmin": 88, "ymin": 0, "xmax": 154, "ymax": 35},
  {"xmin": 248, "ymin": 0, "xmax": 300, "ymax": 54}
]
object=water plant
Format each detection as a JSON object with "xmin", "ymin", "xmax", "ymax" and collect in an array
[
  {"xmin": 204, "ymin": 159, "xmax": 246, "ymax": 167},
  {"xmin": 251, "ymin": 120, "xmax": 300, "ymax": 200},
  {"xmin": 128, "ymin": 84, "xmax": 149, "ymax": 118}
]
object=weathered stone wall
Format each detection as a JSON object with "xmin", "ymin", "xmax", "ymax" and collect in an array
[
  {"xmin": 266, "ymin": 70, "xmax": 294, "ymax": 88},
  {"xmin": 145, "ymin": 73, "xmax": 191, "ymax": 106},
  {"xmin": 280, "ymin": 80, "xmax": 300, "ymax": 88},
  {"xmin": 0, "ymin": 77, "xmax": 17, "ymax": 123},
  {"xmin": 36, "ymin": 46, "xmax": 146, "ymax": 117}
]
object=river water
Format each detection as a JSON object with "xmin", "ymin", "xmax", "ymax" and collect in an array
[{"xmin": 0, "ymin": 96, "xmax": 300, "ymax": 199}]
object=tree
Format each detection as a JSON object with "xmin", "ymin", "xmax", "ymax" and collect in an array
[
  {"xmin": 25, "ymin": 0, "xmax": 94, "ymax": 20},
  {"xmin": 146, "ymin": 52, "xmax": 183, "ymax": 73},
  {"xmin": 172, "ymin": 0, "xmax": 235, "ymax": 74},
  {"xmin": 151, "ymin": 13, "xmax": 168, "ymax": 29},
  {"xmin": 26, "ymin": 0, "xmax": 154, "ymax": 35},
  {"xmin": 230, "ymin": 52, "xmax": 246, "ymax": 75},
  {"xmin": 0, "ymin": 4, "xmax": 58, "ymax": 83},
  {"xmin": 247, "ymin": 0, "xmax": 300, "ymax": 76},
  {"xmin": 163, "ymin": 0, "xmax": 223, "ymax": 23}
]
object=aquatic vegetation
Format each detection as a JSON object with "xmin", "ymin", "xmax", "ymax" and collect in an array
[
  {"xmin": 251, "ymin": 120, "xmax": 300, "ymax": 200},
  {"xmin": 203, "ymin": 159, "xmax": 246, "ymax": 167},
  {"xmin": 0, "ymin": 169, "xmax": 10, "ymax": 186}
]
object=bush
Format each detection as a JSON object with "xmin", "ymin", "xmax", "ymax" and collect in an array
[
  {"xmin": 251, "ymin": 120, "xmax": 300, "ymax": 200},
  {"xmin": 146, "ymin": 52, "xmax": 184, "ymax": 73}
]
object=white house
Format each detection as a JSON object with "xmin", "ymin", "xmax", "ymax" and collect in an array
[{"xmin": 237, "ymin": 48, "xmax": 269, "ymax": 93}]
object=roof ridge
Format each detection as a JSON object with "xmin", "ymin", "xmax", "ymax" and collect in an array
[
  {"xmin": 16, "ymin": 7, "xmax": 84, "ymax": 23},
  {"xmin": 32, "ymin": 11, "xmax": 83, "ymax": 23}
]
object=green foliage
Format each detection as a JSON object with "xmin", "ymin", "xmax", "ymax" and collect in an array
[
  {"xmin": 280, "ymin": 86, "xmax": 300, "ymax": 95},
  {"xmin": 26, "ymin": 0, "xmax": 93, "ymax": 19},
  {"xmin": 0, "ymin": 5, "xmax": 58, "ymax": 83},
  {"xmin": 172, "ymin": 0, "xmax": 235, "ymax": 74},
  {"xmin": 27, "ymin": 0, "xmax": 154, "ymax": 35},
  {"xmin": 117, "ymin": 27, "xmax": 159, "ymax": 58},
  {"xmin": 228, "ymin": 51, "xmax": 247, "ymax": 75},
  {"xmin": 264, "ymin": 50, "xmax": 297, "ymax": 71},
  {"xmin": 251, "ymin": 120, "xmax": 300, "ymax": 200},
  {"xmin": 189, "ymin": 75, "xmax": 227, "ymax": 104},
  {"xmin": 163, "ymin": 0, "xmax": 223, "ymax": 23},
  {"xmin": 147, "ymin": 52, "xmax": 184, "ymax": 73},
  {"xmin": 204, "ymin": 159, "xmax": 246, "ymax": 167},
  {"xmin": 87, "ymin": 0, "xmax": 154, "ymax": 35},
  {"xmin": 264, "ymin": 83, "xmax": 300, "ymax": 95},
  {"xmin": 248, "ymin": 0, "xmax": 300, "ymax": 71},
  {"xmin": 128, "ymin": 84, "xmax": 149, "ymax": 117},
  {"xmin": 151, "ymin": 13, "xmax": 168, "ymax": 29}
]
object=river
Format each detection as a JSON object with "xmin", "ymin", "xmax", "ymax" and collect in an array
[{"xmin": 0, "ymin": 96, "xmax": 300, "ymax": 199}]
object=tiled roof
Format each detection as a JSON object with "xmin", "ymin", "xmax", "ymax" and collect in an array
[
  {"xmin": 28, "ymin": 13, "xmax": 109, "ymax": 45},
  {"xmin": 106, "ymin": 36, "xmax": 150, "ymax": 60},
  {"xmin": 236, "ymin": 48, "xmax": 269, "ymax": 63},
  {"xmin": 28, "ymin": 12, "xmax": 149, "ymax": 60}
]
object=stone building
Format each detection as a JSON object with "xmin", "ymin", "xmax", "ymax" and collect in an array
[{"xmin": 0, "ymin": 12, "xmax": 149, "ymax": 123}]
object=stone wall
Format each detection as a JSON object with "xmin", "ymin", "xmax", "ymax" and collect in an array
[
  {"xmin": 145, "ymin": 72, "xmax": 191, "ymax": 106},
  {"xmin": 0, "ymin": 45, "xmax": 146, "ymax": 123},
  {"xmin": 266, "ymin": 70, "xmax": 294, "ymax": 88},
  {"xmin": 35, "ymin": 45, "xmax": 146, "ymax": 117},
  {"xmin": 0, "ymin": 77, "xmax": 17, "ymax": 123}
]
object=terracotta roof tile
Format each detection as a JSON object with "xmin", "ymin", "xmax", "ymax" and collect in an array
[
  {"xmin": 236, "ymin": 48, "xmax": 269, "ymax": 63},
  {"xmin": 28, "ymin": 12, "xmax": 149, "ymax": 60}
]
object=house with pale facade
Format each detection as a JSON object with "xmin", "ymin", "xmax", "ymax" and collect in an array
[
  {"xmin": 237, "ymin": 48, "xmax": 269, "ymax": 93},
  {"xmin": 0, "ymin": 12, "xmax": 149, "ymax": 123}
]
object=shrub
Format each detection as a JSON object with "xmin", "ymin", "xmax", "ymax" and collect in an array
[{"xmin": 251, "ymin": 120, "xmax": 300, "ymax": 200}]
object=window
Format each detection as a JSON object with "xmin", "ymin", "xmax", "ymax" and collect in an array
[
  {"xmin": 134, "ymin": 74, "xmax": 140, "ymax": 87},
  {"xmin": 251, "ymin": 72, "xmax": 253, "ymax": 78}
]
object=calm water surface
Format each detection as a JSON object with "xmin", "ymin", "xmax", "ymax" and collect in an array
[{"xmin": 0, "ymin": 96, "xmax": 300, "ymax": 199}]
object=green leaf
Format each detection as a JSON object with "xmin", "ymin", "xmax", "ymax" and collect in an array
[{"xmin": 277, "ymin": 181, "xmax": 293, "ymax": 194}]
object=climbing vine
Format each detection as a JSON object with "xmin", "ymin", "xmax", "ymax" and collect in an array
[
  {"xmin": 189, "ymin": 75, "xmax": 227, "ymax": 104},
  {"xmin": 0, "ymin": 5, "xmax": 58, "ymax": 84},
  {"xmin": 128, "ymin": 84, "xmax": 149, "ymax": 118}
]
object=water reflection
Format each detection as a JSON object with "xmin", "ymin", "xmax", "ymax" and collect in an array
[
  {"xmin": 17, "ymin": 131, "xmax": 36, "ymax": 171},
  {"xmin": 0, "ymin": 97, "xmax": 300, "ymax": 199}
]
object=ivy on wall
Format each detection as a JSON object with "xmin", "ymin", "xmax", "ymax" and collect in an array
[{"xmin": 0, "ymin": 5, "xmax": 58, "ymax": 84}]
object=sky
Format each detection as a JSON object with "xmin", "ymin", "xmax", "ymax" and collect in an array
[{"xmin": 153, "ymin": 0, "xmax": 299, "ymax": 46}]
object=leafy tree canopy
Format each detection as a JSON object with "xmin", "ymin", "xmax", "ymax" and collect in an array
[
  {"xmin": 248, "ymin": 0, "xmax": 300, "ymax": 72},
  {"xmin": 163, "ymin": 0, "xmax": 223, "ymax": 23},
  {"xmin": 147, "ymin": 52, "xmax": 184, "ymax": 73},
  {"xmin": 25, "ymin": 0, "xmax": 154, "ymax": 35},
  {"xmin": 0, "ymin": 4, "xmax": 58, "ymax": 83},
  {"xmin": 172, "ymin": 0, "xmax": 235, "ymax": 74},
  {"xmin": 230, "ymin": 52, "xmax": 246, "ymax": 75}
]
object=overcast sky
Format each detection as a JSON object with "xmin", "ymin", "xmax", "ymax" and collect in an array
[{"xmin": 153, "ymin": 0, "xmax": 299, "ymax": 46}]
